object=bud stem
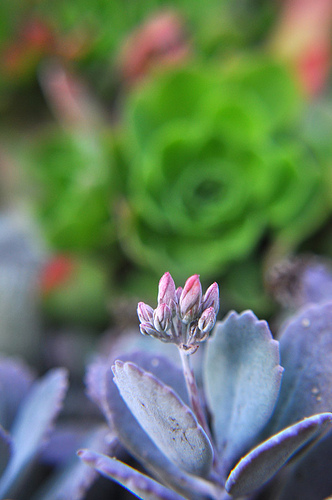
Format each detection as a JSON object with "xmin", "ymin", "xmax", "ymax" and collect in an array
[{"xmin": 178, "ymin": 348, "xmax": 212, "ymax": 441}]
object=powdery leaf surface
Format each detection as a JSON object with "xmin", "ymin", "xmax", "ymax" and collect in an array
[
  {"xmin": 204, "ymin": 311, "xmax": 283, "ymax": 473},
  {"xmin": 225, "ymin": 412, "xmax": 332, "ymax": 496},
  {"xmin": 270, "ymin": 301, "xmax": 332, "ymax": 432},
  {"xmin": 78, "ymin": 449, "xmax": 186, "ymax": 500},
  {"xmin": 0, "ymin": 368, "xmax": 68, "ymax": 497},
  {"xmin": 112, "ymin": 360, "xmax": 213, "ymax": 477}
]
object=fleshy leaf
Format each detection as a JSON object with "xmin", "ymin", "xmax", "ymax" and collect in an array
[
  {"xmin": 78, "ymin": 449, "xmax": 186, "ymax": 500},
  {"xmin": 269, "ymin": 301, "xmax": 332, "ymax": 433},
  {"xmin": 86, "ymin": 350, "xmax": 188, "ymax": 426},
  {"xmin": 204, "ymin": 311, "xmax": 283, "ymax": 473},
  {"xmin": 276, "ymin": 431, "xmax": 332, "ymax": 500},
  {"xmin": 0, "ymin": 424, "xmax": 12, "ymax": 476},
  {"xmin": 101, "ymin": 352, "xmax": 213, "ymax": 499},
  {"xmin": 0, "ymin": 368, "xmax": 68, "ymax": 498},
  {"xmin": 0, "ymin": 355, "xmax": 35, "ymax": 430},
  {"xmin": 112, "ymin": 360, "xmax": 213, "ymax": 477},
  {"xmin": 33, "ymin": 426, "xmax": 112, "ymax": 500},
  {"xmin": 225, "ymin": 412, "xmax": 332, "ymax": 497}
]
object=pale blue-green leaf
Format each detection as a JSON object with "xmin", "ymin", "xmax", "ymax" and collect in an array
[
  {"xmin": 0, "ymin": 424, "xmax": 11, "ymax": 476},
  {"xmin": 113, "ymin": 360, "xmax": 213, "ymax": 478},
  {"xmin": 78, "ymin": 449, "xmax": 186, "ymax": 500},
  {"xmin": 0, "ymin": 355, "xmax": 35, "ymax": 430},
  {"xmin": 276, "ymin": 431, "xmax": 332, "ymax": 500},
  {"xmin": 0, "ymin": 368, "xmax": 68, "ymax": 498},
  {"xmin": 225, "ymin": 412, "xmax": 332, "ymax": 497},
  {"xmin": 268, "ymin": 301, "xmax": 332, "ymax": 433},
  {"xmin": 32, "ymin": 426, "xmax": 111, "ymax": 500},
  {"xmin": 86, "ymin": 350, "xmax": 188, "ymax": 428},
  {"xmin": 103, "ymin": 352, "xmax": 213, "ymax": 500},
  {"xmin": 204, "ymin": 311, "xmax": 283, "ymax": 474},
  {"xmin": 86, "ymin": 346, "xmax": 186, "ymax": 420}
]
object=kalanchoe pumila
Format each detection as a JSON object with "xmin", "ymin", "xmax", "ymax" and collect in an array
[
  {"xmin": 81, "ymin": 272, "xmax": 332, "ymax": 500},
  {"xmin": 138, "ymin": 272, "xmax": 219, "ymax": 354}
]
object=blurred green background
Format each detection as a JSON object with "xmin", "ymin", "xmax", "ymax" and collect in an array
[{"xmin": 1, "ymin": 0, "xmax": 332, "ymax": 355}]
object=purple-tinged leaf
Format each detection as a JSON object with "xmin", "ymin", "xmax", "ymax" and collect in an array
[
  {"xmin": 101, "ymin": 352, "xmax": 212, "ymax": 500},
  {"xmin": 225, "ymin": 412, "xmax": 332, "ymax": 497},
  {"xmin": 204, "ymin": 311, "xmax": 283, "ymax": 474},
  {"xmin": 301, "ymin": 260, "xmax": 332, "ymax": 306},
  {"xmin": 40, "ymin": 425, "xmax": 92, "ymax": 466},
  {"xmin": 86, "ymin": 350, "xmax": 188, "ymax": 427},
  {"xmin": 85, "ymin": 355, "xmax": 112, "ymax": 422},
  {"xmin": 112, "ymin": 360, "xmax": 213, "ymax": 477},
  {"xmin": 276, "ymin": 431, "xmax": 332, "ymax": 500},
  {"xmin": 33, "ymin": 426, "xmax": 112, "ymax": 500},
  {"xmin": 0, "ymin": 368, "xmax": 68, "ymax": 498},
  {"xmin": 270, "ymin": 301, "xmax": 332, "ymax": 433},
  {"xmin": 0, "ymin": 355, "xmax": 35, "ymax": 430},
  {"xmin": 78, "ymin": 449, "xmax": 187, "ymax": 500},
  {"xmin": 0, "ymin": 424, "xmax": 12, "ymax": 476}
]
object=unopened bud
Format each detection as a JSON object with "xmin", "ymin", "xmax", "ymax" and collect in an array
[
  {"xmin": 137, "ymin": 302, "xmax": 154, "ymax": 323},
  {"xmin": 153, "ymin": 303, "xmax": 172, "ymax": 332},
  {"xmin": 158, "ymin": 272, "xmax": 176, "ymax": 307},
  {"xmin": 202, "ymin": 282, "xmax": 219, "ymax": 314},
  {"xmin": 175, "ymin": 286, "xmax": 182, "ymax": 304},
  {"xmin": 140, "ymin": 322, "xmax": 159, "ymax": 338},
  {"xmin": 198, "ymin": 306, "xmax": 216, "ymax": 334},
  {"xmin": 179, "ymin": 274, "xmax": 202, "ymax": 323}
]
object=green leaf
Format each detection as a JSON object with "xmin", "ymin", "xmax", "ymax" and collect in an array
[
  {"xmin": 204, "ymin": 311, "xmax": 283, "ymax": 475},
  {"xmin": 112, "ymin": 360, "xmax": 213, "ymax": 477},
  {"xmin": 225, "ymin": 412, "xmax": 332, "ymax": 496}
]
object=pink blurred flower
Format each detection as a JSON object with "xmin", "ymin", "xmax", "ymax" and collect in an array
[
  {"xmin": 118, "ymin": 10, "xmax": 191, "ymax": 86},
  {"xmin": 270, "ymin": 0, "xmax": 332, "ymax": 96}
]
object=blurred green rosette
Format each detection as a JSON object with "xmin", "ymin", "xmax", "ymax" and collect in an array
[
  {"xmin": 24, "ymin": 128, "xmax": 115, "ymax": 253},
  {"xmin": 116, "ymin": 58, "xmax": 330, "ymax": 281}
]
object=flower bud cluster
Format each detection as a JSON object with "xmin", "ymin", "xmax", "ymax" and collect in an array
[{"xmin": 137, "ymin": 272, "xmax": 219, "ymax": 354}]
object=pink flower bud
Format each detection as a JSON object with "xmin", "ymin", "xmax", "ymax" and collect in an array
[
  {"xmin": 202, "ymin": 282, "xmax": 220, "ymax": 314},
  {"xmin": 137, "ymin": 302, "xmax": 154, "ymax": 323},
  {"xmin": 198, "ymin": 306, "xmax": 216, "ymax": 334},
  {"xmin": 158, "ymin": 272, "xmax": 176, "ymax": 308},
  {"xmin": 175, "ymin": 286, "xmax": 182, "ymax": 304},
  {"xmin": 153, "ymin": 303, "xmax": 172, "ymax": 332},
  {"xmin": 179, "ymin": 274, "xmax": 202, "ymax": 324},
  {"xmin": 139, "ymin": 322, "xmax": 158, "ymax": 337}
]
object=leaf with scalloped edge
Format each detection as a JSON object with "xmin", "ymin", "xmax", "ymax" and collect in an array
[
  {"xmin": 225, "ymin": 412, "xmax": 332, "ymax": 497},
  {"xmin": 204, "ymin": 311, "xmax": 283, "ymax": 475},
  {"xmin": 78, "ymin": 449, "xmax": 186, "ymax": 500},
  {"xmin": 0, "ymin": 368, "xmax": 68, "ymax": 498},
  {"xmin": 112, "ymin": 360, "xmax": 213, "ymax": 478}
]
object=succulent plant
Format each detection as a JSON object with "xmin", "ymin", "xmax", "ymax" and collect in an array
[
  {"xmin": 24, "ymin": 129, "xmax": 115, "ymax": 254},
  {"xmin": 0, "ymin": 354, "xmax": 113, "ymax": 500},
  {"xmin": 80, "ymin": 272, "xmax": 332, "ymax": 499},
  {"xmin": 115, "ymin": 59, "xmax": 329, "ymax": 281},
  {"xmin": 0, "ymin": 356, "xmax": 68, "ymax": 498}
]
